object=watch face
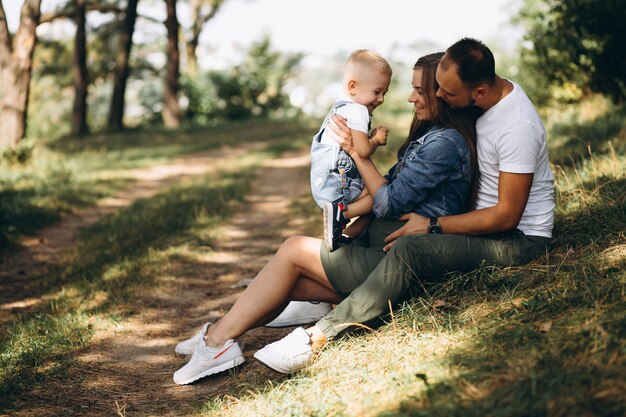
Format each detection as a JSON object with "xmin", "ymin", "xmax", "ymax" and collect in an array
[{"xmin": 428, "ymin": 224, "xmax": 441, "ymax": 234}]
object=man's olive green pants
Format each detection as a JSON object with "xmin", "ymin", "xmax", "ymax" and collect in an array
[{"xmin": 317, "ymin": 225, "xmax": 550, "ymax": 340}]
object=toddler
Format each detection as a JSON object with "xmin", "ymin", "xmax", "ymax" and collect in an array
[{"xmin": 310, "ymin": 49, "xmax": 392, "ymax": 250}]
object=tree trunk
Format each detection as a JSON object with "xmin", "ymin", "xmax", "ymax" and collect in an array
[
  {"xmin": 163, "ymin": 0, "xmax": 180, "ymax": 128},
  {"xmin": 72, "ymin": 0, "xmax": 88, "ymax": 137},
  {"xmin": 0, "ymin": 0, "xmax": 41, "ymax": 148},
  {"xmin": 107, "ymin": 0, "xmax": 139, "ymax": 132},
  {"xmin": 184, "ymin": 0, "xmax": 224, "ymax": 77},
  {"xmin": 185, "ymin": 0, "xmax": 202, "ymax": 77},
  {"xmin": 185, "ymin": 35, "xmax": 198, "ymax": 78}
]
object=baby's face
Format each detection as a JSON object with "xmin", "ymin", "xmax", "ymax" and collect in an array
[{"xmin": 349, "ymin": 71, "xmax": 391, "ymax": 114}]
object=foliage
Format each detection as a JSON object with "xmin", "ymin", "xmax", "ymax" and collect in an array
[
  {"xmin": 87, "ymin": 15, "xmax": 122, "ymax": 82},
  {"xmin": 181, "ymin": 73, "xmax": 219, "ymax": 125},
  {"xmin": 0, "ymin": 145, "xmax": 125, "ymax": 252},
  {"xmin": 31, "ymin": 37, "xmax": 74, "ymax": 87},
  {"xmin": 27, "ymin": 38, "xmax": 74, "ymax": 140},
  {"xmin": 517, "ymin": 0, "xmax": 626, "ymax": 104},
  {"xmin": 547, "ymin": 97, "xmax": 626, "ymax": 167},
  {"xmin": 1, "ymin": 143, "xmax": 34, "ymax": 166},
  {"xmin": 183, "ymin": 36, "xmax": 303, "ymax": 121}
]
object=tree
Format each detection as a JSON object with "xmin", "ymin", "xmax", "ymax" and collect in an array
[
  {"xmin": 206, "ymin": 36, "xmax": 302, "ymax": 120},
  {"xmin": 108, "ymin": 0, "xmax": 139, "ymax": 131},
  {"xmin": 72, "ymin": 0, "xmax": 88, "ymax": 136},
  {"xmin": 38, "ymin": 1, "xmax": 122, "ymax": 136},
  {"xmin": 184, "ymin": 0, "xmax": 224, "ymax": 77},
  {"xmin": 518, "ymin": 0, "xmax": 626, "ymax": 103},
  {"xmin": 163, "ymin": 0, "xmax": 180, "ymax": 128},
  {"xmin": 0, "ymin": 0, "xmax": 41, "ymax": 148}
]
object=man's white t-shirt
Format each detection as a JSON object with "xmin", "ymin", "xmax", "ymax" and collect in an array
[
  {"xmin": 319, "ymin": 97, "xmax": 370, "ymax": 146},
  {"xmin": 475, "ymin": 81, "xmax": 555, "ymax": 238}
]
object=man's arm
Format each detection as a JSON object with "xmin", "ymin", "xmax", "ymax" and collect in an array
[{"xmin": 383, "ymin": 171, "xmax": 533, "ymax": 251}]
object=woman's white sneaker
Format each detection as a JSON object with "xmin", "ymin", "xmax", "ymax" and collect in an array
[
  {"xmin": 173, "ymin": 337, "xmax": 245, "ymax": 385},
  {"xmin": 253, "ymin": 327, "xmax": 313, "ymax": 374},
  {"xmin": 265, "ymin": 301, "xmax": 332, "ymax": 328},
  {"xmin": 175, "ymin": 322, "xmax": 211, "ymax": 356}
]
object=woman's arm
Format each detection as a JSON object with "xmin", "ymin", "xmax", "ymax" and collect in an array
[
  {"xmin": 376, "ymin": 136, "xmax": 462, "ymax": 219},
  {"xmin": 333, "ymin": 114, "xmax": 467, "ymax": 220}
]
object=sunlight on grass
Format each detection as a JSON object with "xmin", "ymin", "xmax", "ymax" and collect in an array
[
  {"xmin": 0, "ymin": 121, "xmax": 315, "ymax": 412},
  {"xmin": 0, "ymin": 118, "xmax": 314, "ymax": 252},
  {"xmin": 0, "ymin": 310, "xmax": 92, "ymax": 401}
]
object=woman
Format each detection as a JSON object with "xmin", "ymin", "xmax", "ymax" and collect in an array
[{"xmin": 173, "ymin": 52, "xmax": 479, "ymax": 384}]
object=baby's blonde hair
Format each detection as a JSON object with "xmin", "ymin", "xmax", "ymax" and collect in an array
[{"xmin": 345, "ymin": 49, "xmax": 393, "ymax": 79}]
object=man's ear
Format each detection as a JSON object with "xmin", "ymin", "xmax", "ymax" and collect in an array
[
  {"xmin": 348, "ymin": 80, "xmax": 358, "ymax": 96},
  {"xmin": 473, "ymin": 85, "xmax": 487, "ymax": 100}
]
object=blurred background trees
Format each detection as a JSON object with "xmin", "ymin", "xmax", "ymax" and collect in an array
[
  {"xmin": 515, "ymin": 0, "xmax": 626, "ymax": 106},
  {"xmin": 0, "ymin": 0, "xmax": 624, "ymax": 149},
  {"xmin": 199, "ymin": 36, "xmax": 302, "ymax": 120},
  {"xmin": 1, "ymin": 0, "xmax": 307, "ymax": 147},
  {"xmin": 108, "ymin": 0, "xmax": 138, "ymax": 132}
]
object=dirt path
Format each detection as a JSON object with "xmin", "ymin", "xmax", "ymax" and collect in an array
[
  {"xmin": 0, "ymin": 142, "xmax": 267, "ymax": 326},
  {"xmin": 5, "ymin": 145, "xmax": 314, "ymax": 416}
]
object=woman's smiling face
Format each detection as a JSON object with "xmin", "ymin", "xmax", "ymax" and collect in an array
[{"xmin": 408, "ymin": 68, "xmax": 435, "ymax": 121}]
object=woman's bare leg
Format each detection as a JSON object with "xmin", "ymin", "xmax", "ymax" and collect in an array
[
  {"xmin": 204, "ymin": 236, "xmax": 338, "ymax": 347},
  {"xmin": 253, "ymin": 277, "xmax": 342, "ymax": 327}
]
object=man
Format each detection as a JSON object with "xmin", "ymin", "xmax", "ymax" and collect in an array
[
  {"xmin": 385, "ymin": 37, "xmax": 555, "ymax": 243},
  {"xmin": 252, "ymin": 38, "xmax": 555, "ymax": 373}
]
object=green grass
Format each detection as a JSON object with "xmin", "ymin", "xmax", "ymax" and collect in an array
[
  {"xmin": 0, "ymin": 166, "xmax": 257, "ymax": 409},
  {"xmin": 0, "ymin": 118, "xmax": 315, "ymax": 412},
  {"xmin": 199, "ymin": 101, "xmax": 625, "ymax": 416},
  {"xmin": 0, "ymin": 118, "xmax": 315, "ymax": 252}
]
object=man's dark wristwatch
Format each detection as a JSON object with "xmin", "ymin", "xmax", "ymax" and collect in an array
[{"xmin": 427, "ymin": 217, "xmax": 443, "ymax": 234}]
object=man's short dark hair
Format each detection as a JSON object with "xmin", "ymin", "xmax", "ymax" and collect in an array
[{"xmin": 445, "ymin": 38, "xmax": 496, "ymax": 87}]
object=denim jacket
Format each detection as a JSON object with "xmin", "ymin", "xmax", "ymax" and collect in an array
[{"xmin": 373, "ymin": 124, "xmax": 472, "ymax": 219}]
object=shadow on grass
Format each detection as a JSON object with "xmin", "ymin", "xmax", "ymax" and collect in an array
[
  {"xmin": 385, "ymin": 263, "xmax": 624, "ymax": 417},
  {"xmin": 0, "ymin": 188, "xmax": 60, "ymax": 249},
  {"xmin": 0, "ymin": 177, "xmax": 130, "ymax": 254},
  {"xmin": 1, "ymin": 118, "xmax": 316, "ymax": 254},
  {"xmin": 0, "ymin": 167, "xmax": 255, "ymax": 410},
  {"xmin": 0, "ymin": 312, "xmax": 93, "ymax": 411},
  {"xmin": 379, "ymin": 178, "xmax": 625, "ymax": 417},
  {"xmin": 50, "ymin": 118, "xmax": 314, "ymax": 157},
  {"xmin": 553, "ymin": 176, "xmax": 626, "ymax": 248}
]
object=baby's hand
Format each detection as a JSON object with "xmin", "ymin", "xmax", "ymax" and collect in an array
[{"xmin": 371, "ymin": 126, "xmax": 388, "ymax": 146}]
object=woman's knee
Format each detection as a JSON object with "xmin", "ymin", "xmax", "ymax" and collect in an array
[
  {"xmin": 278, "ymin": 235, "xmax": 310, "ymax": 255},
  {"xmin": 277, "ymin": 235, "xmax": 322, "ymax": 266}
]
